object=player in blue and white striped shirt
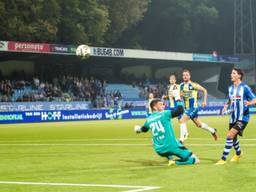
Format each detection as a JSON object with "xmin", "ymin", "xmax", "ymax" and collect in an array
[{"xmin": 216, "ymin": 68, "xmax": 256, "ymax": 165}]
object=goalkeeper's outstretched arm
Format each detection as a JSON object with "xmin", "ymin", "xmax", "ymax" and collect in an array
[
  {"xmin": 171, "ymin": 104, "xmax": 184, "ymax": 118},
  {"xmin": 134, "ymin": 125, "xmax": 149, "ymax": 134}
]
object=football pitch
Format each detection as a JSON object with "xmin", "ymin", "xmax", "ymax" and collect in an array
[{"xmin": 0, "ymin": 116, "xmax": 256, "ymax": 192}]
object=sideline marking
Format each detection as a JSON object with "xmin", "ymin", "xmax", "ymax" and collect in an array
[
  {"xmin": 0, "ymin": 181, "xmax": 160, "ymax": 192},
  {"xmin": 1, "ymin": 137, "xmax": 256, "ymax": 143}
]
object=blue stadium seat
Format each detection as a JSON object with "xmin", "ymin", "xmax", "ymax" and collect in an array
[{"xmin": 106, "ymin": 84, "xmax": 140, "ymax": 99}]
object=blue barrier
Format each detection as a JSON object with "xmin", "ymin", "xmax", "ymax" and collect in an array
[
  {"xmin": 0, "ymin": 108, "xmax": 148, "ymax": 124},
  {"xmin": 0, "ymin": 101, "xmax": 91, "ymax": 112},
  {"xmin": 0, "ymin": 106, "xmax": 255, "ymax": 124}
]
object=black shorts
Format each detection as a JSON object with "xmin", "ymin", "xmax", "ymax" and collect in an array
[{"xmin": 229, "ymin": 121, "xmax": 248, "ymax": 136}]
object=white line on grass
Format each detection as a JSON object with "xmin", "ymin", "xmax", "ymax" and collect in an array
[
  {"xmin": 1, "ymin": 138, "xmax": 256, "ymax": 143},
  {"xmin": 0, "ymin": 181, "xmax": 160, "ymax": 192},
  {"xmin": 0, "ymin": 143, "xmax": 256, "ymax": 147}
]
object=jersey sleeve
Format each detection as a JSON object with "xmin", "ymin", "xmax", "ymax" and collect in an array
[
  {"xmin": 142, "ymin": 121, "xmax": 150, "ymax": 131},
  {"xmin": 143, "ymin": 121, "xmax": 149, "ymax": 129},
  {"xmin": 244, "ymin": 85, "xmax": 256, "ymax": 101},
  {"xmin": 163, "ymin": 110, "xmax": 172, "ymax": 120},
  {"xmin": 191, "ymin": 82, "xmax": 200, "ymax": 90}
]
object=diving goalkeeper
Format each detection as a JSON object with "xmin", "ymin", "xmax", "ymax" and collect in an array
[{"xmin": 134, "ymin": 90, "xmax": 199, "ymax": 166}]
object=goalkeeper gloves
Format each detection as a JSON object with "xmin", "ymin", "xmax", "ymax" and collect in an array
[{"xmin": 134, "ymin": 125, "xmax": 142, "ymax": 133}]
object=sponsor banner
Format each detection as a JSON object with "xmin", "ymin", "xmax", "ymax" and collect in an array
[
  {"xmin": 218, "ymin": 55, "xmax": 240, "ymax": 63},
  {"xmin": 249, "ymin": 107, "xmax": 256, "ymax": 113},
  {"xmin": 0, "ymin": 102, "xmax": 91, "ymax": 112},
  {"xmin": 192, "ymin": 54, "xmax": 217, "ymax": 62},
  {"xmin": 50, "ymin": 44, "xmax": 77, "ymax": 54},
  {"xmin": 0, "ymin": 41, "xmax": 8, "ymax": 51},
  {"xmin": 0, "ymin": 108, "xmax": 147, "ymax": 124},
  {"xmin": 193, "ymin": 53, "xmax": 240, "ymax": 63},
  {"xmin": 69, "ymin": 45, "xmax": 77, "ymax": 54},
  {"xmin": 198, "ymin": 106, "xmax": 222, "ymax": 116},
  {"xmin": 91, "ymin": 46, "xmax": 194, "ymax": 61},
  {"xmin": 198, "ymin": 106, "xmax": 256, "ymax": 116},
  {"xmin": 91, "ymin": 47, "xmax": 125, "ymax": 57},
  {"xmin": 8, "ymin": 41, "xmax": 50, "ymax": 53},
  {"xmin": 1, "ymin": 107, "xmax": 256, "ymax": 124}
]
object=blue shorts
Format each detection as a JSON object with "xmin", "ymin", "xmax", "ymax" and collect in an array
[{"xmin": 184, "ymin": 108, "xmax": 199, "ymax": 119}]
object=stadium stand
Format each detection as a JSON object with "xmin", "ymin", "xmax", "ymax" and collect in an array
[
  {"xmin": 105, "ymin": 84, "xmax": 140, "ymax": 99},
  {"xmin": 0, "ymin": 76, "xmax": 229, "ymax": 108}
]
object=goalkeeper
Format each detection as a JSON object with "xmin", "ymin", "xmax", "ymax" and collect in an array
[{"xmin": 134, "ymin": 90, "xmax": 199, "ymax": 166}]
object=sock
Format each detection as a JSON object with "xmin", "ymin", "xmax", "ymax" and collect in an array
[
  {"xmin": 221, "ymin": 137, "xmax": 233, "ymax": 161},
  {"xmin": 200, "ymin": 123, "xmax": 215, "ymax": 134},
  {"xmin": 180, "ymin": 123, "xmax": 188, "ymax": 141},
  {"xmin": 233, "ymin": 139, "xmax": 241, "ymax": 155}
]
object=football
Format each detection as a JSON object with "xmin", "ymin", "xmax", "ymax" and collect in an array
[{"xmin": 76, "ymin": 44, "xmax": 91, "ymax": 58}]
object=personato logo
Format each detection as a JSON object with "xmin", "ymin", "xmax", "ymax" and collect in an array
[
  {"xmin": 8, "ymin": 41, "xmax": 50, "ymax": 52},
  {"xmin": 41, "ymin": 111, "xmax": 61, "ymax": 121}
]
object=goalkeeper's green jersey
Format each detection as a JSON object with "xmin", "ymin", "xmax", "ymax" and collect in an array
[{"xmin": 144, "ymin": 110, "xmax": 180, "ymax": 154}]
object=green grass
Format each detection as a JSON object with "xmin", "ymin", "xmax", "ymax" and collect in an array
[{"xmin": 0, "ymin": 116, "xmax": 256, "ymax": 192}]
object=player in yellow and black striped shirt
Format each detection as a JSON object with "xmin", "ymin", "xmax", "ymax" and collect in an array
[{"xmin": 179, "ymin": 69, "xmax": 218, "ymax": 141}]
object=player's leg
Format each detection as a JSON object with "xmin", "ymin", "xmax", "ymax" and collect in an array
[
  {"xmin": 157, "ymin": 152, "xmax": 175, "ymax": 165},
  {"xmin": 192, "ymin": 117, "xmax": 218, "ymax": 140},
  {"xmin": 216, "ymin": 121, "xmax": 247, "ymax": 165},
  {"xmin": 180, "ymin": 123, "xmax": 188, "ymax": 140},
  {"xmin": 230, "ymin": 121, "xmax": 247, "ymax": 162},
  {"xmin": 230, "ymin": 136, "xmax": 242, "ymax": 162},
  {"xmin": 179, "ymin": 114, "xmax": 190, "ymax": 143},
  {"xmin": 216, "ymin": 128, "xmax": 238, "ymax": 165},
  {"xmin": 171, "ymin": 146, "xmax": 200, "ymax": 165}
]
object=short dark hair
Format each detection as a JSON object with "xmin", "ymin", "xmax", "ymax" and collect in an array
[
  {"xmin": 232, "ymin": 67, "xmax": 244, "ymax": 80},
  {"xmin": 182, "ymin": 69, "xmax": 190, "ymax": 74},
  {"xmin": 150, "ymin": 98, "xmax": 162, "ymax": 110}
]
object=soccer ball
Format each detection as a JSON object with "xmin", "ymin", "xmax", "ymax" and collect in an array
[{"xmin": 76, "ymin": 44, "xmax": 91, "ymax": 58}]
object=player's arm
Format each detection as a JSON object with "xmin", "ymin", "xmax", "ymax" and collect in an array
[
  {"xmin": 244, "ymin": 85, "xmax": 256, "ymax": 106},
  {"xmin": 222, "ymin": 99, "xmax": 231, "ymax": 115},
  {"xmin": 246, "ymin": 98, "xmax": 256, "ymax": 106},
  {"xmin": 134, "ymin": 123, "xmax": 149, "ymax": 133},
  {"xmin": 171, "ymin": 101, "xmax": 184, "ymax": 118},
  {"xmin": 196, "ymin": 83, "xmax": 208, "ymax": 107}
]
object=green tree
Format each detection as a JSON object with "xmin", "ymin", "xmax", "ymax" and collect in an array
[
  {"xmin": 0, "ymin": 0, "xmax": 60, "ymax": 42},
  {"xmin": 0, "ymin": 0, "xmax": 109, "ymax": 45},
  {"xmin": 128, "ymin": 0, "xmax": 219, "ymax": 52},
  {"xmin": 57, "ymin": 0, "xmax": 109, "ymax": 45},
  {"xmin": 102, "ymin": 0, "xmax": 150, "ymax": 45}
]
